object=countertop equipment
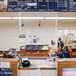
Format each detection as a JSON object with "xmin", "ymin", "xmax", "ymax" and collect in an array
[{"xmin": 21, "ymin": 58, "xmax": 30, "ymax": 67}]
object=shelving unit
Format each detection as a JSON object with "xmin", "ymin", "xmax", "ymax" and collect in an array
[{"xmin": 20, "ymin": 45, "xmax": 51, "ymax": 57}]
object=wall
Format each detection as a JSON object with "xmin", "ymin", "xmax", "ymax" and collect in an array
[
  {"xmin": 21, "ymin": 20, "xmax": 57, "ymax": 45},
  {"xmin": 58, "ymin": 19, "xmax": 76, "ymax": 30},
  {"xmin": 0, "ymin": 19, "xmax": 20, "ymax": 50},
  {"xmin": 0, "ymin": 19, "xmax": 57, "ymax": 50}
]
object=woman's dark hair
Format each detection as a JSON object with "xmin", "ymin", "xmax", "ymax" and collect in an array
[{"xmin": 59, "ymin": 38, "xmax": 61, "ymax": 41}]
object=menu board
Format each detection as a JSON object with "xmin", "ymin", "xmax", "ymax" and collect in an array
[
  {"xmin": 8, "ymin": 0, "xmax": 38, "ymax": 12},
  {"xmin": 69, "ymin": 0, "xmax": 76, "ymax": 11},
  {"xmin": 7, "ymin": 0, "xmax": 69, "ymax": 12},
  {"xmin": 57, "ymin": 0, "xmax": 68, "ymax": 11},
  {"xmin": 0, "ymin": 0, "xmax": 75, "ymax": 12},
  {"xmin": 0, "ymin": 69, "xmax": 12, "ymax": 76}
]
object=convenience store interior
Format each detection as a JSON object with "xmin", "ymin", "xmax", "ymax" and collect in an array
[{"xmin": 0, "ymin": 12, "xmax": 76, "ymax": 76}]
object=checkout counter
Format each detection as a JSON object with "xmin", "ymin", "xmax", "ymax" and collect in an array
[
  {"xmin": 0, "ymin": 57, "xmax": 19, "ymax": 76},
  {"xmin": 18, "ymin": 57, "xmax": 57, "ymax": 76},
  {"xmin": 0, "ymin": 56, "xmax": 76, "ymax": 76},
  {"xmin": 18, "ymin": 57, "xmax": 76, "ymax": 76}
]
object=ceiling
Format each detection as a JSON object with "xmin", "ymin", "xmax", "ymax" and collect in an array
[
  {"xmin": 0, "ymin": 12, "xmax": 76, "ymax": 17},
  {"xmin": 0, "ymin": 12, "xmax": 76, "ymax": 30}
]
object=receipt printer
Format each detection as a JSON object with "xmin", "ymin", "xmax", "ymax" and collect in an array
[{"xmin": 21, "ymin": 58, "xmax": 30, "ymax": 67}]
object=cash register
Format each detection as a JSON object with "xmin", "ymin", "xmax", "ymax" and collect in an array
[
  {"xmin": 3, "ymin": 52, "xmax": 14, "ymax": 58},
  {"xmin": 3, "ymin": 48, "xmax": 16, "ymax": 58},
  {"xmin": 21, "ymin": 58, "xmax": 30, "ymax": 67}
]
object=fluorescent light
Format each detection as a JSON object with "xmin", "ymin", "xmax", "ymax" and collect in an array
[
  {"xmin": 0, "ymin": 17, "xmax": 76, "ymax": 20},
  {"xmin": 0, "ymin": 17, "xmax": 12, "ymax": 19},
  {"xmin": 13, "ymin": 17, "xmax": 44, "ymax": 19},
  {"xmin": 45, "ymin": 17, "xmax": 76, "ymax": 19}
]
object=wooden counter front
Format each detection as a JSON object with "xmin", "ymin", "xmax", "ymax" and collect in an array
[
  {"xmin": 0, "ymin": 57, "xmax": 20, "ymax": 76},
  {"xmin": 57, "ymin": 58, "xmax": 76, "ymax": 76},
  {"xmin": 20, "ymin": 46, "xmax": 51, "ymax": 57}
]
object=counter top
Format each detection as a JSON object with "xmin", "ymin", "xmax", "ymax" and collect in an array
[
  {"xmin": 19, "ymin": 60, "xmax": 57, "ymax": 70},
  {"xmin": 57, "ymin": 58, "xmax": 76, "ymax": 64},
  {"xmin": 0, "ymin": 56, "xmax": 19, "ymax": 63},
  {"xmin": 22, "ymin": 57, "xmax": 49, "ymax": 60},
  {"xmin": 19, "ymin": 66, "xmax": 57, "ymax": 70},
  {"xmin": 19, "ymin": 58, "xmax": 76, "ymax": 70}
]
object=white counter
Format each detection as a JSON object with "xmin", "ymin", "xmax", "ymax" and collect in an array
[
  {"xmin": 19, "ymin": 60, "xmax": 57, "ymax": 76},
  {"xmin": 29, "ymin": 60, "xmax": 57, "ymax": 68}
]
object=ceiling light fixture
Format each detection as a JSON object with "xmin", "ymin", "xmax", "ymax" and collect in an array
[
  {"xmin": 45, "ymin": 17, "xmax": 76, "ymax": 19},
  {"xmin": 0, "ymin": 17, "xmax": 12, "ymax": 19},
  {"xmin": 0, "ymin": 17, "xmax": 76, "ymax": 20},
  {"xmin": 13, "ymin": 17, "xmax": 44, "ymax": 19}
]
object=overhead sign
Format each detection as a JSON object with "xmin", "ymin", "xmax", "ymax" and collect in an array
[{"xmin": 0, "ymin": 0, "xmax": 76, "ymax": 12}]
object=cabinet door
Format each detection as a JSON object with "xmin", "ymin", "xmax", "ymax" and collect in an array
[{"xmin": 19, "ymin": 70, "xmax": 57, "ymax": 76}]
